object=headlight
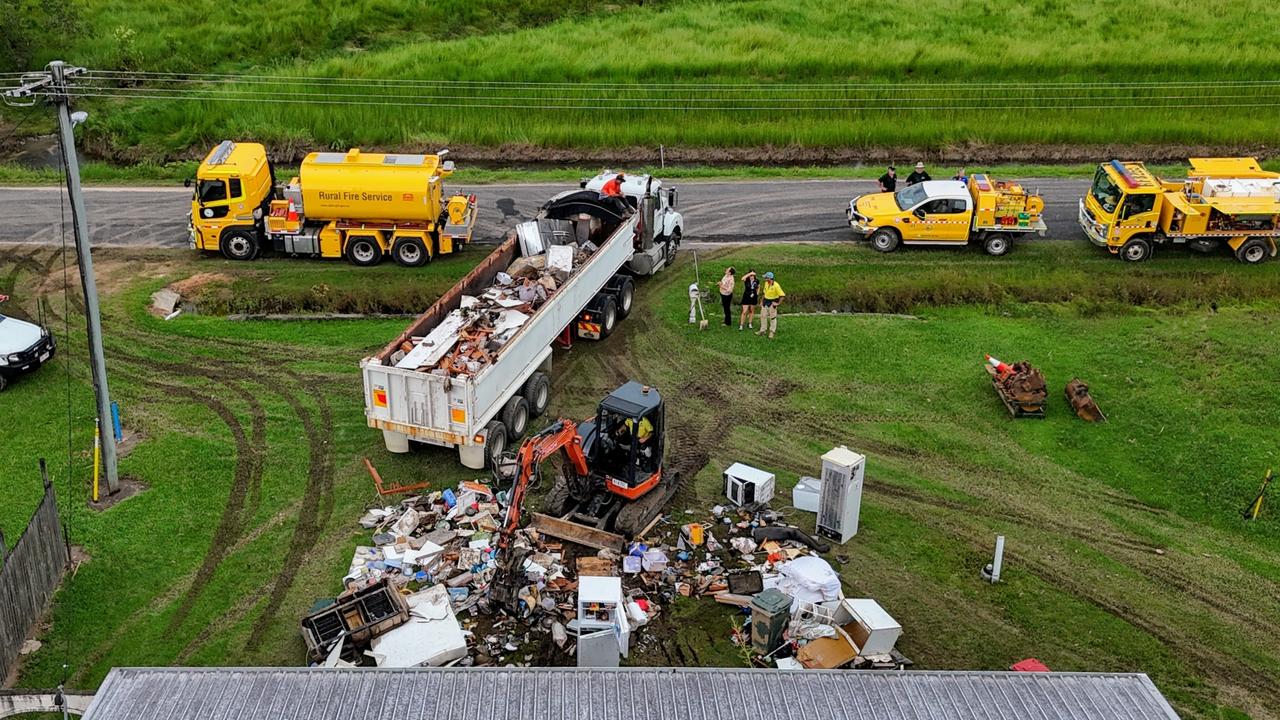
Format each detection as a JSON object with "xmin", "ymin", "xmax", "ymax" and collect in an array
[{"xmin": 6, "ymin": 353, "xmax": 20, "ymax": 363}]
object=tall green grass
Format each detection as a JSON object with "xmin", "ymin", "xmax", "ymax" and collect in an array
[{"xmin": 15, "ymin": 0, "xmax": 1280, "ymax": 154}]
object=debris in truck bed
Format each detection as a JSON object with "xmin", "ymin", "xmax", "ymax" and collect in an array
[{"xmin": 391, "ymin": 235, "xmax": 598, "ymax": 378}]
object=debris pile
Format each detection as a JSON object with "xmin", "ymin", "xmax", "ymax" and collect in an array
[
  {"xmin": 985, "ymin": 354, "xmax": 1047, "ymax": 418},
  {"xmin": 389, "ymin": 239, "xmax": 597, "ymax": 378},
  {"xmin": 307, "ymin": 455, "xmax": 905, "ymax": 670},
  {"xmin": 1064, "ymin": 378, "xmax": 1106, "ymax": 422}
]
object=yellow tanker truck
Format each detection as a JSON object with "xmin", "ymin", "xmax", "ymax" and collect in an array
[
  {"xmin": 188, "ymin": 141, "xmax": 477, "ymax": 266},
  {"xmin": 1079, "ymin": 158, "xmax": 1280, "ymax": 263}
]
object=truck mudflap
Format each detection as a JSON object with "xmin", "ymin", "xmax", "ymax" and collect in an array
[{"xmin": 1078, "ymin": 199, "xmax": 1110, "ymax": 247}]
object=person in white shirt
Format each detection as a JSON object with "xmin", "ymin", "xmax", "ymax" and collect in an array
[{"xmin": 717, "ymin": 267, "xmax": 736, "ymax": 326}]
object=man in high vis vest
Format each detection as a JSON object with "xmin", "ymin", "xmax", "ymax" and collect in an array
[{"xmin": 756, "ymin": 271, "xmax": 785, "ymax": 338}]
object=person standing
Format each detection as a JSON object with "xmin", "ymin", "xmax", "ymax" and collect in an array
[
  {"xmin": 756, "ymin": 272, "xmax": 785, "ymax": 339},
  {"xmin": 877, "ymin": 166, "xmax": 897, "ymax": 192},
  {"xmin": 952, "ymin": 167, "xmax": 968, "ymax": 182},
  {"xmin": 738, "ymin": 269, "xmax": 759, "ymax": 330},
  {"xmin": 906, "ymin": 162, "xmax": 931, "ymax": 185},
  {"xmin": 718, "ymin": 267, "xmax": 736, "ymax": 326}
]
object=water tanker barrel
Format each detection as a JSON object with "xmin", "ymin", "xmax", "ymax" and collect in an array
[{"xmin": 299, "ymin": 150, "xmax": 445, "ymax": 223}]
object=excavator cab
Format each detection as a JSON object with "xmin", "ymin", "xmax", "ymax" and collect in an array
[{"xmin": 588, "ymin": 382, "xmax": 665, "ymax": 498}]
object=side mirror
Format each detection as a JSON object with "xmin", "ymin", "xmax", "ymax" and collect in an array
[
  {"xmin": 913, "ymin": 208, "xmax": 926, "ymax": 219},
  {"xmin": 668, "ymin": 187, "xmax": 678, "ymax": 208},
  {"xmin": 183, "ymin": 178, "xmax": 192, "ymax": 188}
]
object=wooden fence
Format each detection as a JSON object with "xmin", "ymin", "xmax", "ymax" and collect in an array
[{"xmin": 0, "ymin": 461, "xmax": 69, "ymax": 681}]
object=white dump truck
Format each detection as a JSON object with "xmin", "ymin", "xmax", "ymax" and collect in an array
[{"xmin": 361, "ymin": 178, "xmax": 678, "ymax": 469}]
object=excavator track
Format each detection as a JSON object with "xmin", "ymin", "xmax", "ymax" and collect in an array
[{"xmin": 613, "ymin": 470, "xmax": 680, "ymax": 538}]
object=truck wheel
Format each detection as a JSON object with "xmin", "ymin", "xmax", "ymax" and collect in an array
[
  {"xmin": 522, "ymin": 372, "xmax": 551, "ymax": 417},
  {"xmin": 392, "ymin": 238, "xmax": 430, "ymax": 267},
  {"xmin": 0, "ymin": 374, "xmax": 8, "ymax": 392},
  {"xmin": 599, "ymin": 296, "xmax": 619, "ymax": 338},
  {"xmin": 1236, "ymin": 238, "xmax": 1271, "ymax": 264},
  {"xmin": 870, "ymin": 228, "xmax": 900, "ymax": 253},
  {"xmin": 484, "ymin": 420, "xmax": 508, "ymax": 469},
  {"xmin": 346, "ymin": 237, "xmax": 383, "ymax": 266},
  {"xmin": 501, "ymin": 395, "xmax": 530, "ymax": 441},
  {"xmin": 666, "ymin": 229, "xmax": 681, "ymax": 264},
  {"xmin": 219, "ymin": 227, "xmax": 259, "ymax": 261},
  {"xmin": 983, "ymin": 233, "xmax": 1012, "ymax": 257},
  {"xmin": 616, "ymin": 277, "xmax": 636, "ymax": 318},
  {"xmin": 1120, "ymin": 238, "xmax": 1151, "ymax": 262}
]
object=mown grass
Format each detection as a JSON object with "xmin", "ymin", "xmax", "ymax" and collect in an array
[
  {"xmin": 3, "ymin": 242, "xmax": 1279, "ymax": 720},
  {"xmin": 32, "ymin": 0, "xmax": 1280, "ymax": 156}
]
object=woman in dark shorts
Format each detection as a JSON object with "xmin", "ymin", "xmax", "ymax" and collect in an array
[{"xmin": 738, "ymin": 269, "xmax": 759, "ymax": 330}]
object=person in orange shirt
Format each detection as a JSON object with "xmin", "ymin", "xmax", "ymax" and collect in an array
[{"xmin": 600, "ymin": 172, "xmax": 625, "ymax": 197}]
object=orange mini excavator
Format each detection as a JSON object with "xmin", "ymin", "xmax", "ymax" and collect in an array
[{"xmin": 488, "ymin": 381, "xmax": 678, "ymax": 611}]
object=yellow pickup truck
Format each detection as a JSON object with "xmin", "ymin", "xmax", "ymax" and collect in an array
[{"xmin": 847, "ymin": 176, "xmax": 1046, "ymax": 256}]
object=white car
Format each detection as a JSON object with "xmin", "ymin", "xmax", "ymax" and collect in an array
[{"xmin": 0, "ymin": 312, "xmax": 56, "ymax": 391}]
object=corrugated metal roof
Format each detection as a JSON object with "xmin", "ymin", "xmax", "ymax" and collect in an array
[{"xmin": 82, "ymin": 667, "xmax": 1180, "ymax": 720}]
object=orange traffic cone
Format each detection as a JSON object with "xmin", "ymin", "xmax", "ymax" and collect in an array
[
  {"xmin": 287, "ymin": 201, "xmax": 299, "ymax": 222},
  {"xmin": 985, "ymin": 354, "xmax": 1012, "ymax": 375}
]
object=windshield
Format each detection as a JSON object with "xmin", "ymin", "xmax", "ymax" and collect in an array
[
  {"xmin": 197, "ymin": 179, "xmax": 227, "ymax": 204},
  {"xmin": 1089, "ymin": 167, "xmax": 1122, "ymax": 213},
  {"xmin": 893, "ymin": 184, "xmax": 927, "ymax": 210}
]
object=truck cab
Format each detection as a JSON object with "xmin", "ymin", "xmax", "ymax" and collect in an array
[
  {"xmin": 188, "ymin": 141, "xmax": 275, "ymax": 259},
  {"xmin": 848, "ymin": 178, "xmax": 1044, "ymax": 256},
  {"xmin": 1078, "ymin": 160, "xmax": 1164, "ymax": 261},
  {"xmin": 581, "ymin": 172, "xmax": 683, "ymax": 274},
  {"xmin": 1080, "ymin": 158, "xmax": 1280, "ymax": 263}
]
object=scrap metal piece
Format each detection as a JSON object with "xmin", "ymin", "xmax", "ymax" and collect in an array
[
  {"xmin": 986, "ymin": 361, "xmax": 1047, "ymax": 418},
  {"xmin": 1064, "ymin": 378, "xmax": 1106, "ymax": 422}
]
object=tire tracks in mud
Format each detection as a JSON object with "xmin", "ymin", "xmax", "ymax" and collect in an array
[{"xmin": 18, "ymin": 246, "xmax": 340, "ymax": 665}]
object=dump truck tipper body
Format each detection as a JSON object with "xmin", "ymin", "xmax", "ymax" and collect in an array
[
  {"xmin": 847, "ymin": 175, "xmax": 1046, "ymax": 256},
  {"xmin": 190, "ymin": 142, "xmax": 476, "ymax": 267},
  {"xmin": 361, "ymin": 189, "xmax": 657, "ymax": 470},
  {"xmin": 1079, "ymin": 158, "xmax": 1280, "ymax": 263}
]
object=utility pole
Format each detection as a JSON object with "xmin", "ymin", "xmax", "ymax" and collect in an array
[{"xmin": 4, "ymin": 61, "xmax": 120, "ymax": 494}]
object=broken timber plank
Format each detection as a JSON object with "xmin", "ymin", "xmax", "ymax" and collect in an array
[{"xmin": 529, "ymin": 513, "xmax": 625, "ymax": 552}]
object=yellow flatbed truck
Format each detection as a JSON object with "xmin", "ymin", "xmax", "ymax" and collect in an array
[
  {"xmin": 189, "ymin": 141, "xmax": 477, "ymax": 266},
  {"xmin": 1079, "ymin": 158, "xmax": 1280, "ymax": 263},
  {"xmin": 847, "ymin": 175, "xmax": 1046, "ymax": 256}
]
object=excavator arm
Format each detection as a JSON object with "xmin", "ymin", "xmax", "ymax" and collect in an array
[{"xmin": 487, "ymin": 418, "xmax": 589, "ymax": 612}]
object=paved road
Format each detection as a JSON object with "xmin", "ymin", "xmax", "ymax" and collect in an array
[{"xmin": 0, "ymin": 178, "xmax": 1089, "ymax": 248}]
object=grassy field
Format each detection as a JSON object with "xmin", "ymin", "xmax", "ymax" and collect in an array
[
  {"xmin": 5, "ymin": 0, "xmax": 1280, "ymax": 157},
  {"xmin": 1, "ymin": 241, "xmax": 1278, "ymax": 719}
]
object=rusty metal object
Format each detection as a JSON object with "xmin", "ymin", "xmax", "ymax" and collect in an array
[
  {"xmin": 1065, "ymin": 378, "xmax": 1106, "ymax": 422},
  {"xmin": 986, "ymin": 361, "xmax": 1047, "ymax": 418}
]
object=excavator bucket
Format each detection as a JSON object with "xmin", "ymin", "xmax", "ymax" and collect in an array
[{"xmin": 1065, "ymin": 378, "xmax": 1106, "ymax": 422}]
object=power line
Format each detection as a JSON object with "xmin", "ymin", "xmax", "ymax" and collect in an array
[
  {"xmin": 36, "ymin": 89, "xmax": 1280, "ymax": 113},
  {"xmin": 46, "ymin": 82, "xmax": 1280, "ymax": 105},
  {"xmin": 78, "ymin": 68, "xmax": 1280, "ymax": 90}
]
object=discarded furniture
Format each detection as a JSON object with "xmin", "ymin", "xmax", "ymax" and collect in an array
[{"xmin": 300, "ymin": 578, "xmax": 409, "ymax": 662}]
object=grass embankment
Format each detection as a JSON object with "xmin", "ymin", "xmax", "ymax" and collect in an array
[
  {"xmin": 7, "ymin": 0, "xmax": 1280, "ymax": 156},
  {"xmin": 1, "ymin": 242, "xmax": 1278, "ymax": 720}
]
